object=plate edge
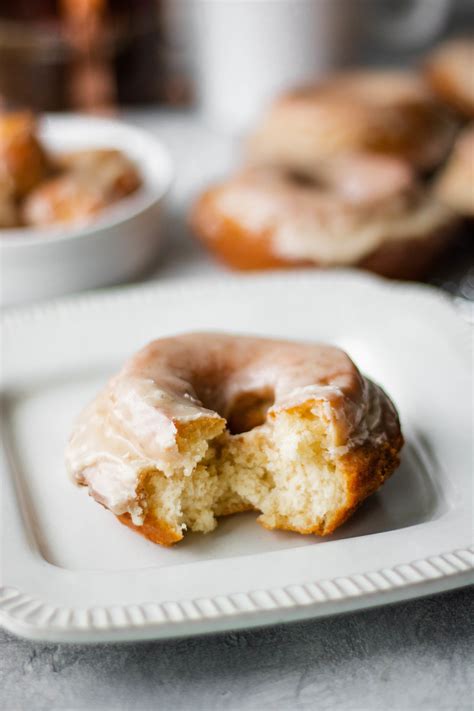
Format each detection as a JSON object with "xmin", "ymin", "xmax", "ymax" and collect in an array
[{"xmin": 1, "ymin": 545, "xmax": 472, "ymax": 637}]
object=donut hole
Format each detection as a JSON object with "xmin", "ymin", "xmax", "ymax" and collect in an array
[{"xmin": 226, "ymin": 388, "xmax": 275, "ymax": 435}]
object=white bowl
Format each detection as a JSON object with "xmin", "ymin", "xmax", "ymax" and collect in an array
[{"xmin": 0, "ymin": 114, "xmax": 173, "ymax": 306}]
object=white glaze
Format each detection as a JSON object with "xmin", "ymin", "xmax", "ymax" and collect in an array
[{"xmin": 213, "ymin": 165, "xmax": 454, "ymax": 265}]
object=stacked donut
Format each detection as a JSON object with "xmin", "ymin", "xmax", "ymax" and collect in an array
[
  {"xmin": 192, "ymin": 38, "xmax": 474, "ymax": 279},
  {"xmin": 425, "ymin": 39, "xmax": 474, "ymax": 219}
]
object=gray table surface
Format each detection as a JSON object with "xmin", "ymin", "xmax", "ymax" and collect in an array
[{"xmin": 1, "ymin": 586, "xmax": 472, "ymax": 710}]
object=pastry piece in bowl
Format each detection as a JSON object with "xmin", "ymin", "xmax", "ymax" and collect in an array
[
  {"xmin": 23, "ymin": 148, "xmax": 141, "ymax": 227},
  {"xmin": 0, "ymin": 112, "xmax": 50, "ymax": 198}
]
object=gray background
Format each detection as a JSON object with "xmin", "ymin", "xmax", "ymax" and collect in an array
[{"xmin": 1, "ymin": 586, "xmax": 472, "ymax": 710}]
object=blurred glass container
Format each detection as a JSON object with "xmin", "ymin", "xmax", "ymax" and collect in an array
[
  {"xmin": 114, "ymin": 0, "xmax": 192, "ymax": 106},
  {"xmin": 0, "ymin": 0, "xmax": 191, "ymax": 112},
  {"xmin": 0, "ymin": 14, "xmax": 71, "ymax": 110}
]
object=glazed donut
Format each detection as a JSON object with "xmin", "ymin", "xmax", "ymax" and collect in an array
[
  {"xmin": 191, "ymin": 154, "xmax": 456, "ymax": 279},
  {"xmin": 23, "ymin": 149, "xmax": 141, "ymax": 227},
  {"xmin": 66, "ymin": 333, "xmax": 403, "ymax": 546},
  {"xmin": 0, "ymin": 112, "xmax": 50, "ymax": 198},
  {"xmin": 424, "ymin": 38, "xmax": 474, "ymax": 118},
  {"xmin": 435, "ymin": 126, "xmax": 474, "ymax": 217},
  {"xmin": 248, "ymin": 70, "xmax": 456, "ymax": 174}
]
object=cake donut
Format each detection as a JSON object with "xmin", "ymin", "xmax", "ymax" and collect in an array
[
  {"xmin": 23, "ymin": 149, "xmax": 141, "ymax": 227},
  {"xmin": 66, "ymin": 333, "xmax": 403, "ymax": 546},
  {"xmin": 0, "ymin": 112, "xmax": 50, "ymax": 198},
  {"xmin": 424, "ymin": 38, "xmax": 474, "ymax": 118},
  {"xmin": 248, "ymin": 70, "xmax": 456, "ymax": 174},
  {"xmin": 191, "ymin": 154, "xmax": 456, "ymax": 278},
  {"xmin": 435, "ymin": 126, "xmax": 474, "ymax": 217}
]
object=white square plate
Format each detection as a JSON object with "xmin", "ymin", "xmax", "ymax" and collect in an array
[{"xmin": 1, "ymin": 271, "xmax": 472, "ymax": 642}]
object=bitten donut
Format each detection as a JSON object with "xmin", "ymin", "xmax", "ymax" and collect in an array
[
  {"xmin": 435, "ymin": 126, "xmax": 474, "ymax": 217},
  {"xmin": 248, "ymin": 70, "xmax": 456, "ymax": 174},
  {"xmin": 23, "ymin": 149, "xmax": 141, "ymax": 227},
  {"xmin": 66, "ymin": 333, "xmax": 403, "ymax": 546},
  {"xmin": 191, "ymin": 154, "xmax": 456, "ymax": 278},
  {"xmin": 0, "ymin": 112, "xmax": 50, "ymax": 197},
  {"xmin": 424, "ymin": 38, "xmax": 474, "ymax": 118}
]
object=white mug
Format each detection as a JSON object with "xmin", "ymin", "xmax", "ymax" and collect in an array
[{"xmin": 191, "ymin": 0, "xmax": 453, "ymax": 132}]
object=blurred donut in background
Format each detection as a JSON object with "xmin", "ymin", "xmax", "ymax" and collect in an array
[
  {"xmin": 424, "ymin": 38, "xmax": 474, "ymax": 119},
  {"xmin": 191, "ymin": 153, "xmax": 457, "ymax": 279},
  {"xmin": 435, "ymin": 126, "xmax": 474, "ymax": 217},
  {"xmin": 247, "ymin": 70, "xmax": 457, "ymax": 175}
]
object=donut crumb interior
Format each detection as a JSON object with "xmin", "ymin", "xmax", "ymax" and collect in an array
[{"xmin": 138, "ymin": 400, "xmax": 347, "ymax": 540}]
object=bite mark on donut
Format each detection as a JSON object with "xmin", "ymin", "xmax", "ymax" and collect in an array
[
  {"xmin": 227, "ymin": 387, "xmax": 275, "ymax": 434},
  {"xmin": 112, "ymin": 397, "xmax": 401, "ymax": 545}
]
